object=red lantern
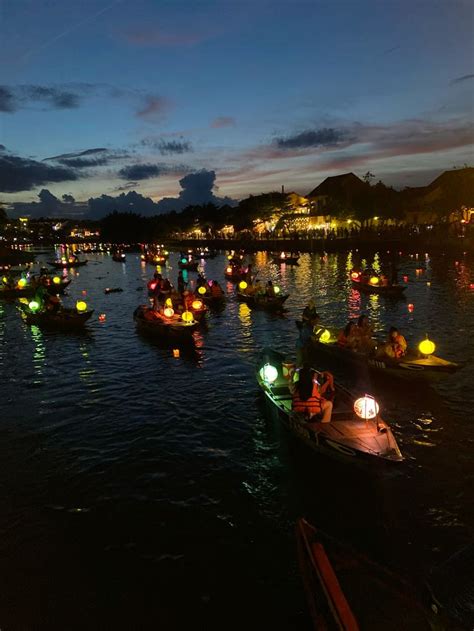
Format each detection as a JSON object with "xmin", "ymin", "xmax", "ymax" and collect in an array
[
  {"xmin": 403, "ymin": 275, "xmax": 408, "ymax": 282},
  {"xmin": 82, "ymin": 290, "xmax": 87, "ymax": 295},
  {"xmin": 408, "ymin": 303, "xmax": 414, "ymax": 312},
  {"xmin": 99, "ymin": 313, "xmax": 106, "ymax": 322}
]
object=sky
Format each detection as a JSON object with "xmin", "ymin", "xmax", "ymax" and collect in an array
[{"xmin": 1, "ymin": 0, "xmax": 473, "ymax": 216}]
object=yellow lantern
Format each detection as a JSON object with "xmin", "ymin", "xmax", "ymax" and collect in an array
[
  {"xmin": 173, "ymin": 348, "xmax": 180, "ymax": 358},
  {"xmin": 165, "ymin": 297, "xmax": 173, "ymax": 307},
  {"xmin": 53, "ymin": 276, "xmax": 61, "ymax": 284},
  {"xmin": 2, "ymin": 276, "xmax": 7, "ymax": 283},
  {"xmin": 318, "ymin": 329, "xmax": 331, "ymax": 343},
  {"xmin": 274, "ymin": 285, "xmax": 281, "ymax": 294},
  {"xmin": 369, "ymin": 276, "xmax": 379, "ymax": 285},
  {"xmin": 354, "ymin": 396, "xmax": 380, "ymax": 420},
  {"xmin": 28, "ymin": 300, "xmax": 40, "ymax": 312},
  {"xmin": 198, "ymin": 286, "xmax": 206, "ymax": 295},
  {"xmin": 239, "ymin": 281, "xmax": 248, "ymax": 290},
  {"xmin": 181, "ymin": 310, "xmax": 194, "ymax": 323},
  {"xmin": 164, "ymin": 307, "xmax": 174, "ymax": 318},
  {"xmin": 418, "ymin": 338, "xmax": 436, "ymax": 356},
  {"xmin": 76, "ymin": 300, "xmax": 87, "ymax": 313},
  {"xmin": 18, "ymin": 278, "xmax": 27, "ymax": 288},
  {"xmin": 192, "ymin": 300, "xmax": 203, "ymax": 310},
  {"xmin": 226, "ymin": 266, "xmax": 232, "ymax": 274}
]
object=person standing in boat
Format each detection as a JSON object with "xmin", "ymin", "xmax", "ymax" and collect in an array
[{"xmin": 290, "ymin": 366, "xmax": 334, "ymax": 423}]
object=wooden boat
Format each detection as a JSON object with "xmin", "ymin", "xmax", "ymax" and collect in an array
[
  {"xmin": 21, "ymin": 307, "xmax": 93, "ymax": 328},
  {"xmin": 201, "ymin": 293, "xmax": 226, "ymax": 309},
  {"xmin": 48, "ymin": 259, "xmax": 88, "ymax": 269},
  {"xmin": 308, "ymin": 324, "xmax": 461, "ymax": 381},
  {"xmin": 112, "ymin": 252, "xmax": 126, "ymax": 262},
  {"xmin": 0, "ymin": 285, "xmax": 36, "ymax": 299},
  {"xmin": 257, "ymin": 348, "xmax": 403, "ymax": 468},
  {"xmin": 178, "ymin": 260, "xmax": 199, "ymax": 271},
  {"xmin": 271, "ymin": 253, "xmax": 299, "ymax": 265},
  {"xmin": 46, "ymin": 279, "xmax": 71, "ymax": 294},
  {"xmin": 237, "ymin": 291, "xmax": 288, "ymax": 310},
  {"xmin": 224, "ymin": 266, "xmax": 247, "ymax": 282},
  {"xmin": 296, "ymin": 518, "xmax": 433, "ymax": 630},
  {"xmin": 351, "ymin": 277, "xmax": 406, "ymax": 297},
  {"xmin": 133, "ymin": 305, "xmax": 198, "ymax": 337}
]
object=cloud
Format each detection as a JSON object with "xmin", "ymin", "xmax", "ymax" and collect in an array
[
  {"xmin": 45, "ymin": 147, "xmax": 129, "ymax": 169},
  {"xmin": 450, "ymin": 74, "xmax": 474, "ymax": 85},
  {"xmin": 122, "ymin": 28, "xmax": 207, "ymax": 47},
  {"xmin": 0, "ymin": 87, "xmax": 15, "ymax": 112},
  {"xmin": 62, "ymin": 193, "xmax": 75, "ymax": 203},
  {"xmin": 0, "ymin": 84, "xmax": 81, "ymax": 112},
  {"xmin": 9, "ymin": 189, "xmax": 87, "ymax": 219},
  {"xmin": 275, "ymin": 128, "xmax": 349, "ymax": 149},
  {"xmin": 211, "ymin": 116, "xmax": 236, "ymax": 128},
  {"xmin": 87, "ymin": 190, "xmax": 161, "ymax": 219},
  {"xmin": 140, "ymin": 138, "xmax": 192, "ymax": 154},
  {"xmin": 118, "ymin": 163, "xmax": 167, "ymax": 180},
  {"xmin": 156, "ymin": 169, "xmax": 236, "ymax": 212},
  {"xmin": 114, "ymin": 181, "xmax": 139, "ymax": 191},
  {"xmin": 45, "ymin": 148, "xmax": 108, "ymax": 161},
  {"xmin": 136, "ymin": 95, "xmax": 171, "ymax": 120},
  {"xmin": 0, "ymin": 153, "xmax": 78, "ymax": 193},
  {"xmin": 0, "ymin": 144, "xmax": 6, "ymax": 151}
]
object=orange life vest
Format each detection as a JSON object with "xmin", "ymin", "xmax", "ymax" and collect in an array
[{"xmin": 293, "ymin": 383, "xmax": 323, "ymax": 417}]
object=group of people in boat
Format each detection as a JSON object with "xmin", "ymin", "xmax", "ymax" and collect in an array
[{"xmin": 337, "ymin": 317, "xmax": 407, "ymax": 359}]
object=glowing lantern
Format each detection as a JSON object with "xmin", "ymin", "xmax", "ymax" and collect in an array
[
  {"xmin": 226, "ymin": 266, "xmax": 232, "ymax": 274},
  {"xmin": 82, "ymin": 290, "xmax": 87, "ymax": 295},
  {"xmin": 192, "ymin": 300, "xmax": 203, "ymax": 310},
  {"xmin": 173, "ymin": 348, "xmax": 180, "ymax": 358},
  {"xmin": 427, "ymin": 282, "xmax": 431, "ymax": 287},
  {"xmin": 181, "ymin": 258, "xmax": 187, "ymax": 264},
  {"xmin": 2, "ymin": 276, "xmax": 7, "ymax": 283},
  {"xmin": 470, "ymin": 283, "xmax": 474, "ymax": 290},
  {"xmin": 227, "ymin": 255, "xmax": 232, "ymax": 260},
  {"xmin": 18, "ymin": 278, "xmax": 27, "ymax": 288},
  {"xmin": 408, "ymin": 303, "xmax": 414, "ymax": 312},
  {"xmin": 318, "ymin": 329, "xmax": 331, "ymax": 343},
  {"xmin": 76, "ymin": 300, "xmax": 87, "ymax": 313},
  {"xmin": 164, "ymin": 307, "xmax": 174, "ymax": 318},
  {"xmin": 98, "ymin": 313, "xmax": 106, "ymax": 322},
  {"xmin": 68, "ymin": 258, "xmax": 74, "ymax": 263},
  {"xmin": 418, "ymin": 338, "xmax": 436, "ymax": 356},
  {"xmin": 149, "ymin": 282, "xmax": 157, "ymax": 291},
  {"xmin": 274, "ymin": 285, "xmax": 281, "ymax": 294},
  {"xmin": 61, "ymin": 258, "xmax": 67, "ymax": 264},
  {"xmin": 28, "ymin": 300, "xmax": 40, "ymax": 312},
  {"xmin": 280, "ymin": 252, "xmax": 286, "ymax": 259},
  {"xmin": 259, "ymin": 363, "xmax": 278, "ymax": 384},
  {"xmin": 165, "ymin": 297, "xmax": 173, "ymax": 307},
  {"xmin": 53, "ymin": 276, "xmax": 61, "ymax": 284},
  {"xmin": 19, "ymin": 297, "xmax": 29, "ymax": 305},
  {"xmin": 369, "ymin": 276, "xmax": 379, "ymax": 285},
  {"xmin": 403, "ymin": 275, "xmax": 408, "ymax": 282},
  {"xmin": 141, "ymin": 254, "xmax": 146, "ymax": 261},
  {"xmin": 181, "ymin": 310, "xmax": 194, "ymax": 323},
  {"xmin": 164, "ymin": 251, "xmax": 169, "ymax": 256},
  {"xmin": 239, "ymin": 281, "xmax": 248, "ymax": 290},
  {"xmin": 198, "ymin": 286, "xmax": 207, "ymax": 295},
  {"xmin": 354, "ymin": 396, "xmax": 380, "ymax": 420},
  {"xmin": 351, "ymin": 271, "xmax": 359, "ymax": 280}
]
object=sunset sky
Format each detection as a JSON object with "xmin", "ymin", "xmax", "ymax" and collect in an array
[{"xmin": 1, "ymin": 0, "xmax": 473, "ymax": 214}]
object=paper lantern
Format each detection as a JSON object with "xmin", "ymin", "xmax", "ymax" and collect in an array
[
  {"xmin": 369, "ymin": 276, "xmax": 379, "ymax": 285},
  {"xmin": 198, "ymin": 286, "xmax": 207, "ymax": 295},
  {"xmin": 53, "ymin": 276, "xmax": 61, "ymax": 284},
  {"xmin": 351, "ymin": 271, "xmax": 359, "ymax": 280},
  {"xmin": 192, "ymin": 300, "xmax": 203, "ymax": 310},
  {"xmin": 2, "ymin": 276, "xmax": 7, "ymax": 283},
  {"xmin": 165, "ymin": 297, "xmax": 173, "ymax": 307},
  {"xmin": 98, "ymin": 313, "xmax": 106, "ymax": 322},
  {"xmin": 164, "ymin": 307, "xmax": 174, "ymax": 318},
  {"xmin": 259, "ymin": 364, "xmax": 278, "ymax": 384},
  {"xmin": 280, "ymin": 252, "xmax": 286, "ymax": 259},
  {"xmin": 173, "ymin": 348, "xmax": 180, "ymax": 358},
  {"xmin": 227, "ymin": 255, "xmax": 232, "ymax": 260},
  {"xmin": 76, "ymin": 300, "xmax": 87, "ymax": 313},
  {"xmin": 18, "ymin": 278, "xmax": 27, "ymax": 288},
  {"xmin": 408, "ymin": 303, "xmax": 414, "ymax": 312},
  {"xmin": 403, "ymin": 275, "xmax": 408, "ymax": 282},
  {"xmin": 319, "ymin": 329, "xmax": 331, "ymax": 343},
  {"xmin": 181, "ymin": 258, "xmax": 187, "ymax": 264},
  {"xmin": 274, "ymin": 285, "xmax": 281, "ymax": 294},
  {"xmin": 354, "ymin": 396, "xmax": 380, "ymax": 420},
  {"xmin": 28, "ymin": 300, "xmax": 40, "ymax": 312},
  {"xmin": 239, "ymin": 281, "xmax": 248, "ymax": 290},
  {"xmin": 418, "ymin": 338, "xmax": 435, "ymax": 356},
  {"xmin": 226, "ymin": 266, "xmax": 232, "ymax": 274},
  {"xmin": 181, "ymin": 310, "xmax": 194, "ymax": 323}
]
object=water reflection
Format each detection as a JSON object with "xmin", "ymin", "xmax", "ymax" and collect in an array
[{"xmin": 30, "ymin": 324, "xmax": 45, "ymax": 386}]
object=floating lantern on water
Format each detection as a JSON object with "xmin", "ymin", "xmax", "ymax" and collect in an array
[
  {"xmin": 82, "ymin": 290, "xmax": 87, "ymax": 295},
  {"xmin": 192, "ymin": 300, "xmax": 203, "ymax": 310},
  {"xmin": 18, "ymin": 278, "xmax": 27, "ymax": 288},
  {"xmin": 173, "ymin": 348, "xmax": 180, "ymax": 358},
  {"xmin": 227, "ymin": 255, "xmax": 232, "ymax": 260},
  {"xmin": 149, "ymin": 281, "xmax": 157, "ymax": 291},
  {"xmin": 259, "ymin": 363, "xmax": 278, "ymax": 385},
  {"xmin": 239, "ymin": 281, "xmax": 248, "ymax": 290},
  {"xmin": 418, "ymin": 337, "xmax": 435, "ymax": 356},
  {"xmin": 273, "ymin": 285, "xmax": 281, "ymax": 294},
  {"xmin": 76, "ymin": 300, "xmax": 87, "ymax": 313},
  {"xmin": 369, "ymin": 276, "xmax": 379, "ymax": 285},
  {"xmin": 354, "ymin": 396, "xmax": 380, "ymax": 420},
  {"xmin": 408, "ymin": 303, "xmax": 414, "ymax": 312},
  {"xmin": 470, "ymin": 283, "xmax": 474, "ymax": 290},
  {"xmin": 164, "ymin": 307, "xmax": 174, "ymax": 318},
  {"xmin": 53, "ymin": 276, "xmax": 61, "ymax": 284},
  {"xmin": 351, "ymin": 271, "xmax": 359, "ymax": 280},
  {"xmin": 98, "ymin": 313, "xmax": 106, "ymax": 322},
  {"xmin": 226, "ymin": 266, "xmax": 233, "ymax": 274},
  {"xmin": 181, "ymin": 310, "xmax": 193, "ymax": 323},
  {"xmin": 403, "ymin": 275, "xmax": 409, "ymax": 283},
  {"xmin": 28, "ymin": 300, "xmax": 40, "ymax": 312},
  {"xmin": 198, "ymin": 286, "xmax": 206, "ymax": 295}
]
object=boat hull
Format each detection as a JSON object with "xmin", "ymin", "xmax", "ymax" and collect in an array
[
  {"xmin": 48, "ymin": 260, "xmax": 88, "ymax": 269},
  {"xmin": 23, "ymin": 309, "xmax": 93, "ymax": 328},
  {"xmin": 351, "ymin": 279, "xmax": 406, "ymax": 296},
  {"xmin": 237, "ymin": 292, "xmax": 288, "ymax": 310},
  {"xmin": 133, "ymin": 306, "xmax": 198, "ymax": 337}
]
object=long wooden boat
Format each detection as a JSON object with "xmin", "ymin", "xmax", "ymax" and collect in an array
[
  {"xmin": 0, "ymin": 285, "xmax": 36, "ymax": 299},
  {"xmin": 307, "ymin": 324, "xmax": 461, "ymax": 380},
  {"xmin": 257, "ymin": 348, "xmax": 403, "ymax": 469},
  {"xmin": 351, "ymin": 277, "xmax": 406, "ymax": 296},
  {"xmin": 237, "ymin": 291, "xmax": 288, "ymax": 310},
  {"xmin": 48, "ymin": 259, "xmax": 88, "ymax": 269},
  {"xmin": 46, "ymin": 279, "xmax": 71, "ymax": 294},
  {"xmin": 296, "ymin": 518, "xmax": 433, "ymax": 630},
  {"xmin": 21, "ymin": 307, "xmax": 93, "ymax": 328},
  {"xmin": 271, "ymin": 254, "xmax": 299, "ymax": 265},
  {"xmin": 178, "ymin": 260, "xmax": 199, "ymax": 271},
  {"xmin": 133, "ymin": 305, "xmax": 198, "ymax": 337}
]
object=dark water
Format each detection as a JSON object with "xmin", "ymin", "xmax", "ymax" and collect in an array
[{"xmin": 0, "ymin": 248, "xmax": 473, "ymax": 630}]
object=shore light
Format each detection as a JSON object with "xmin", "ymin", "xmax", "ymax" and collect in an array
[
  {"xmin": 76, "ymin": 300, "xmax": 87, "ymax": 313},
  {"xmin": 354, "ymin": 396, "xmax": 380, "ymax": 420},
  {"xmin": 419, "ymin": 337, "xmax": 436, "ymax": 356},
  {"xmin": 198, "ymin": 286, "xmax": 207, "ymax": 295},
  {"xmin": 369, "ymin": 276, "xmax": 379, "ymax": 285},
  {"xmin": 164, "ymin": 307, "xmax": 174, "ymax": 318},
  {"xmin": 192, "ymin": 300, "xmax": 203, "ymax": 310},
  {"xmin": 53, "ymin": 276, "xmax": 61, "ymax": 284},
  {"xmin": 181, "ymin": 310, "xmax": 193, "ymax": 323},
  {"xmin": 28, "ymin": 300, "xmax": 40, "ymax": 312},
  {"xmin": 260, "ymin": 363, "xmax": 278, "ymax": 384},
  {"xmin": 239, "ymin": 281, "xmax": 248, "ymax": 290}
]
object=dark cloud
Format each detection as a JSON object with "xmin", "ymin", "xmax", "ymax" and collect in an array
[
  {"xmin": 118, "ymin": 163, "xmax": 165, "ymax": 181},
  {"xmin": 0, "ymin": 153, "xmax": 78, "ymax": 193},
  {"xmin": 450, "ymin": 74, "xmax": 474, "ymax": 85},
  {"xmin": 0, "ymin": 87, "xmax": 15, "ymax": 112},
  {"xmin": 140, "ymin": 138, "xmax": 192, "ymax": 155},
  {"xmin": 211, "ymin": 116, "xmax": 236, "ymax": 128},
  {"xmin": 9, "ymin": 189, "xmax": 87, "ymax": 219},
  {"xmin": 136, "ymin": 95, "xmax": 170, "ymax": 120},
  {"xmin": 156, "ymin": 169, "xmax": 236, "ymax": 212},
  {"xmin": 57, "ymin": 156, "xmax": 110, "ymax": 168},
  {"xmin": 62, "ymin": 193, "xmax": 76, "ymax": 203},
  {"xmin": 0, "ymin": 144, "xmax": 6, "ymax": 151},
  {"xmin": 87, "ymin": 190, "xmax": 161, "ymax": 219},
  {"xmin": 115, "ymin": 181, "xmax": 139, "ymax": 191},
  {"xmin": 275, "ymin": 128, "xmax": 348, "ymax": 149},
  {"xmin": 45, "ymin": 147, "xmax": 128, "ymax": 169},
  {"xmin": 0, "ymin": 85, "xmax": 81, "ymax": 112},
  {"xmin": 45, "ymin": 148, "xmax": 108, "ymax": 161}
]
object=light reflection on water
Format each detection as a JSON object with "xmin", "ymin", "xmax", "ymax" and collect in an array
[{"xmin": 0, "ymin": 248, "xmax": 473, "ymax": 629}]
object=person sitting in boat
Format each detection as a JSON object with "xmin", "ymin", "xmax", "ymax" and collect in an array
[
  {"xmin": 379, "ymin": 273, "xmax": 389, "ymax": 287},
  {"xmin": 290, "ymin": 365, "xmax": 334, "ymax": 423},
  {"xmin": 45, "ymin": 293, "xmax": 61, "ymax": 313},
  {"xmin": 302, "ymin": 300, "xmax": 318, "ymax": 323},
  {"xmin": 196, "ymin": 273, "xmax": 206, "ymax": 289},
  {"xmin": 355, "ymin": 315, "xmax": 375, "ymax": 352},
  {"xmin": 382, "ymin": 327, "xmax": 408, "ymax": 359},
  {"xmin": 337, "ymin": 321, "xmax": 358, "ymax": 349},
  {"xmin": 265, "ymin": 280, "xmax": 276, "ymax": 297},
  {"xmin": 161, "ymin": 278, "xmax": 172, "ymax": 296}
]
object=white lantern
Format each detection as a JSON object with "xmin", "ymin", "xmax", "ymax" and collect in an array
[
  {"xmin": 260, "ymin": 364, "xmax": 278, "ymax": 384},
  {"xmin": 354, "ymin": 396, "xmax": 380, "ymax": 420}
]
